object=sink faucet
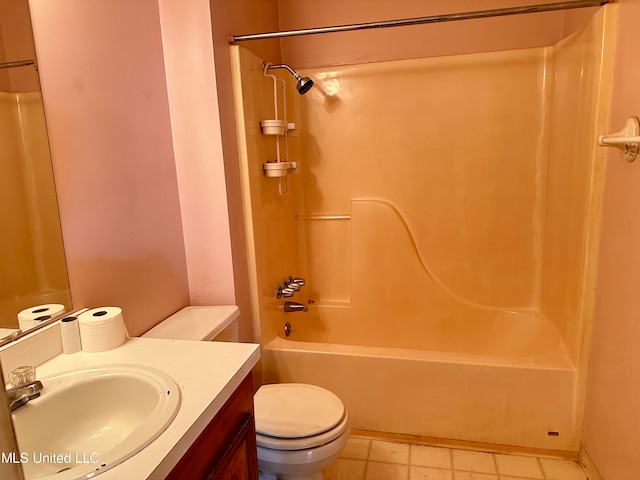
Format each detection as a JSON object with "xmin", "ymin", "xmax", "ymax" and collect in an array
[
  {"xmin": 284, "ymin": 301, "xmax": 308, "ymax": 313},
  {"xmin": 6, "ymin": 366, "xmax": 43, "ymax": 411},
  {"xmin": 7, "ymin": 381, "xmax": 43, "ymax": 411}
]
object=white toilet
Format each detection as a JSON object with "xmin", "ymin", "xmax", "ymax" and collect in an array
[{"xmin": 143, "ymin": 306, "xmax": 350, "ymax": 480}]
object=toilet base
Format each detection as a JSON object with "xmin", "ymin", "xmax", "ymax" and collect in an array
[
  {"xmin": 259, "ymin": 471, "xmax": 323, "ymax": 480},
  {"xmin": 256, "ymin": 423, "xmax": 349, "ymax": 480}
]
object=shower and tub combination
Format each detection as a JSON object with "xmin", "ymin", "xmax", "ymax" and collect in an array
[{"xmin": 230, "ymin": 2, "xmax": 616, "ymax": 452}]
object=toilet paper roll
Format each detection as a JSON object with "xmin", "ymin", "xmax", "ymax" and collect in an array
[
  {"xmin": 18, "ymin": 303, "xmax": 65, "ymax": 322},
  {"xmin": 79, "ymin": 307, "xmax": 128, "ymax": 353},
  {"xmin": 18, "ymin": 304, "xmax": 66, "ymax": 331},
  {"xmin": 60, "ymin": 316, "xmax": 82, "ymax": 354}
]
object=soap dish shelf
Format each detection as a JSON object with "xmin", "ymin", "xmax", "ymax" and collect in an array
[
  {"xmin": 263, "ymin": 161, "xmax": 298, "ymax": 177},
  {"xmin": 598, "ymin": 116, "xmax": 640, "ymax": 162},
  {"xmin": 260, "ymin": 120, "xmax": 296, "ymax": 136}
]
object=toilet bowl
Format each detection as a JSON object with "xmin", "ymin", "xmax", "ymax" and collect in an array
[
  {"xmin": 143, "ymin": 306, "xmax": 350, "ymax": 479},
  {"xmin": 254, "ymin": 383, "xmax": 350, "ymax": 480}
]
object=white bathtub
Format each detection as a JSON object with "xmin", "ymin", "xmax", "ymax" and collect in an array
[{"xmin": 261, "ymin": 309, "xmax": 578, "ymax": 451}]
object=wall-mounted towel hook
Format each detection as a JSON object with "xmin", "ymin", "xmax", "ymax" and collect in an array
[{"xmin": 598, "ymin": 116, "xmax": 640, "ymax": 162}]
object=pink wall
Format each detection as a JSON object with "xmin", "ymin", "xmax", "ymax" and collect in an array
[
  {"xmin": 21, "ymin": 0, "xmax": 282, "ymax": 341},
  {"xmin": 0, "ymin": 0, "xmax": 39, "ymax": 92},
  {"xmin": 278, "ymin": 0, "xmax": 570, "ymax": 68},
  {"xmin": 583, "ymin": 0, "xmax": 640, "ymax": 478},
  {"xmin": 562, "ymin": 6, "xmax": 599, "ymax": 35},
  {"xmin": 157, "ymin": 0, "xmax": 236, "ymax": 308},
  {"xmin": 29, "ymin": 0, "xmax": 189, "ymax": 336},
  {"xmin": 208, "ymin": 0, "xmax": 281, "ymax": 341},
  {"xmin": 24, "ymin": 0, "xmax": 283, "ymax": 341},
  {"xmin": 0, "ymin": 23, "xmax": 10, "ymax": 91}
]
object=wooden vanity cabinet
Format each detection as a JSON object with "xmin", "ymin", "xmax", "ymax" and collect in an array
[{"xmin": 165, "ymin": 374, "xmax": 259, "ymax": 480}]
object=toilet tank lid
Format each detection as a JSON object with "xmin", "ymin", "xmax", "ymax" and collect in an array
[{"xmin": 142, "ymin": 306, "xmax": 239, "ymax": 341}]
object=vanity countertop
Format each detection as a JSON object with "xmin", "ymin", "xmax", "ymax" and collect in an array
[{"xmin": 31, "ymin": 337, "xmax": 260, "ymax": 479}]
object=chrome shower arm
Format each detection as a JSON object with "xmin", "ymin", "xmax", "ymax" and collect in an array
[{"xmin": 267, "ymin": 63, "xmax": 301, "ymax": 80}]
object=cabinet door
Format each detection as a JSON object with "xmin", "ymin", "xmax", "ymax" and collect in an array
[
  {"xmin": 164, "ymin": 375, "xmax": 258, "ymax": 480},
  {"xmin": 207, "ymin": 413, "xmax": 257, "ymax": 480}
]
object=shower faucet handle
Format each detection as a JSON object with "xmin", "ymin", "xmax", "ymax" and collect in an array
[
  {"xmin": 276, "ymin": 285, "xmax": 294, "ymax": 299},
  {"xmin": 290, "ymin": 277, "xmax": 305, "ymax": 286},
  {"xmin": 276, "ymin": 276, "xmax": 306, "ymax": 298}
]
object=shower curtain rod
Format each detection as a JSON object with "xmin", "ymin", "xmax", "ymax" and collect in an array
[
  {"xmin": 0, "ymin": 59, "xmax": 35, "ymax": 70},
  {"xmin": 229, "ymin": 0, "xmax": 609, "ymax": 43}
]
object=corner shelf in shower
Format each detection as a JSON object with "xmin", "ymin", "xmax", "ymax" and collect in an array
[
  {"xmin": 263, "ymin": 161, "xmax": 298, "ymax": 177},
  {"xmin": 260, "ymin": 120, "xmax": 296, "ymax": 135},
  {"xmin": 261, "ymin": 118, "xmax": 298, "ymax": 184},
  {"xmin": 259, "ymin": 66, "xmax": 298, "ymax": 196}
]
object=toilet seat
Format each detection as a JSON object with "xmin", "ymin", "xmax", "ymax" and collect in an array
[
  {"xmin": 255, "ymin": 383, "xmax": 348, "ymax": 451},
  {"xmin": 256, "ymin": 411, "xmax": 349, "ymax": 450}
]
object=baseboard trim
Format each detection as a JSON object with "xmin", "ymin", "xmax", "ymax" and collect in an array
[
  {"xmin": 579, "ymin": 448, "xmax": 602, "ymax": 480},
  {"xmin": 351, "ymin": 429, "xmax": 578, "ymax": 460}
]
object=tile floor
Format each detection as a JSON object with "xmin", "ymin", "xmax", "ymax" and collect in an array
[{"xmin": 323, "ymin": 436, "xmax": 589, "ymax": 480}]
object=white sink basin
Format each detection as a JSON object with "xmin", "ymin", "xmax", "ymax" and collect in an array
[{"xmin": 11, "ymin": 365, "xmax": 181, "ymax": 480}]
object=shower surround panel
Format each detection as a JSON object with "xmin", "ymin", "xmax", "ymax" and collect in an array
[
  {"xmin": 231, "ymin": 5, "xmax": 614, "ymax": 452},
  {"xmin": 0, "ymin": 92, "xmax": 70, "ymax": 325}
]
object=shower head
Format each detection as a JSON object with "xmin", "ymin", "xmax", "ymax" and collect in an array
[
  {"xmin": 296, "ymin": 76, "xmax": 314, "ymax": 95},
  {"xmin": 264, "ymin": 62, "xmax": 314, "ymax": 95}
]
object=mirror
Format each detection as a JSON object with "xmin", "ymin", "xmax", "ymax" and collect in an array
[{"xmin": 0, "ymin": 0, "xmax": 71, "ymax": 341}]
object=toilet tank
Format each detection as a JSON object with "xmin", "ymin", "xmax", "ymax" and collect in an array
[{"xmin": 142, "ymin": 306, "xmax": 240, "ymax": 342}]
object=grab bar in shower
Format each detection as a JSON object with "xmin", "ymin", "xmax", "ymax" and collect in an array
[
  {"xmin": 295, "ymin": 214, "xmax": 351, "ymax": 220},
  {"xmin": 598, "ymin": 117, "xmax": 640, "ymax": 162}
]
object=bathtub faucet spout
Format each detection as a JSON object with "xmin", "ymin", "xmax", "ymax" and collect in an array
[{"xmin": 284, "ymin": 301, "xmax": 308, "ymax": 313}]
